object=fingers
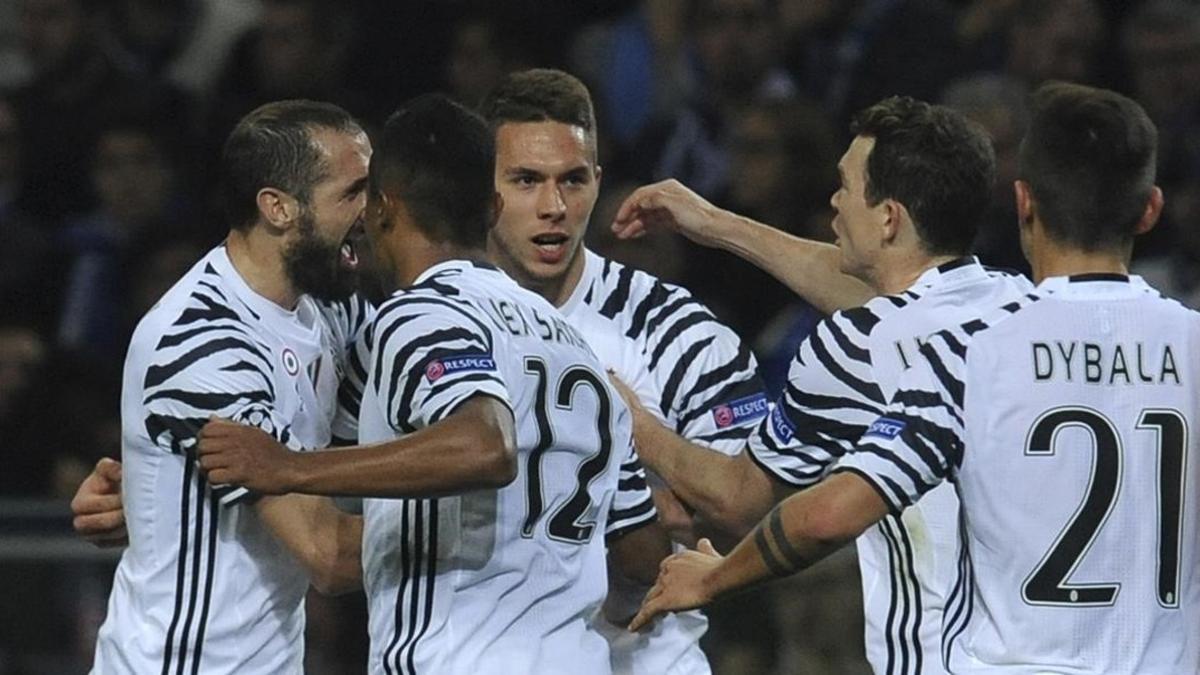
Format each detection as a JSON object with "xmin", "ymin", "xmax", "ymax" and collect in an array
[
  {"xmin": 696, "ymin": 538, "xmax": 719, "ymax": 556},
  {"xmin": 73, "ymin": 509, "xmax": 124, "ymax": 536},
  {"xmin": 94, "ymin": 457, "xmax": 123, "ymax": 485},
  {"xmin": 74, "ymin": 508, "xmax": 128, "ymax": 549},
  {"xmin": 628, "ymin": 595, "xmax": 665, "ymax": 632},
  {"xmin": 613, "ymin": 184, "xmax": 661, "ymax": 225},
  {"xmin": 199, "ymin": 417, "xmax": 239, "ymax": 438}
]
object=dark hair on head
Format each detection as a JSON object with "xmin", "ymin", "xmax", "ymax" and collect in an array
[
  {"xmin": 479, "ymin": 68, "xmax": 596, "ymax": 137},
  {"xmin": 220, "ymin": 99, "xmax": 362, "ymax": 231},
  {"xmin": 371, "ymin": 93, "xmax": 495, "ymax": 248},
  {"xmin": 850, "ymin": 96, "xmax": 996, "ymax": 256},
  {"xmin": 1018, "ymin": 82, "xmax": 1157, "ymax": 250}
]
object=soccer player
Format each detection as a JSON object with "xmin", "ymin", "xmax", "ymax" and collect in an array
[
  {"xmin": 195, "ymin": 93, "xmax": 669, "ymax": 675},
  {"xmin": 90, "ymin": 100, "xmax": 375, "ymax": 673},
  {"xmin": 633, "ymin": 82, "xmax": 1199, "ymax": 673},
  {"xmin": 612, "ymin": 97, "xmax": 1033, "ymax": 674},
  {"xmin": 479, "ymin": 69, "xmax": 768, "ymax": 675}
]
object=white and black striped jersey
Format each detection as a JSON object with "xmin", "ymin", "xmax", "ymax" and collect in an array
[
  {"xmin": 92, "ymin": 246, "xmax": 372, "ymax": 675},
  {"xmin": 750, "ymin": 258, "xmax": 1031, "ymax": 675},
  {"xmin": 840, "ymin": 274, "xmax": 1200, "ymax": 674},
  {"xmin": 560, "ymin": 249, "xmax": 766, "ymax": 675},
  {"xmin": 357, "ymin": 260, "xmax": 656, "ymax": 675}
]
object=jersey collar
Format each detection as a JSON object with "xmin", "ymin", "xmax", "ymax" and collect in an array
[
  {"xmin": 908, "ymin": 255, "xmax": 988, "ymax": 293},
  {"xmin": 1037, "ymin": 273, "xmax": 1150, "ymax": 297},
  {"xmin": 410, "ymin": 258, "xmax": 501, "ymax": 287},
  {"xmin": 558, "ymin": 247, "xmax": 601, "ymax": 314}
]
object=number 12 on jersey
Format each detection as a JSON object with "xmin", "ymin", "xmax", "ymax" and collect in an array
[
  {"xmin": 1023, "ymin": 406, "xmax": 1187, "ymax": 608},
  {"xmin": 520, "ymin": 357, "xmax": 615, "ymax": 544}
]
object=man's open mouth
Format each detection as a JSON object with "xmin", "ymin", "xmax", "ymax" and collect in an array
[{"xmin": 340, "ymin": 221, "xmax": 365, "ymax": 269}]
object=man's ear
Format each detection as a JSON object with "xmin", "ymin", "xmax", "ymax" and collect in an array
[
  {"xmin": 1014, "ymin": 179, "xmax": 1034, "ymax": 225},
  {"xmin": 880, "ymin": 199, "xmax": 907, "ymax": 245},
  {"xmin": 488, "ymin": 191, "xmax": 504, "ymax": 231},
  {"xmin": 255, "ymin": 188, "xmax": 300, "ymax": 232},
  {"xmin": 1135, "ymin": 185, "xmax": 1164, "ymax": 236}
]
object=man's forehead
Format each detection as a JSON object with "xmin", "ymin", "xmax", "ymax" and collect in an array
[{"xmin": 495, "ymin": 121, "xmax": 595, "ymax": 163}]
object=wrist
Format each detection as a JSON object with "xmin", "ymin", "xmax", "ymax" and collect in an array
[{"xmin": 280, "ymin": 451, "xmax": 308, "ymax": 493}]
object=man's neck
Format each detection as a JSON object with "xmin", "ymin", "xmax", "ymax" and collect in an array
[
  {"xmin": 1030, "ymin": 245, "xmax": 1129, "ymax": 284},
  {"xmin": 225, "ymin": 228, "xmax": 300, "ymax": 309},
  {"xmin": 393, "ymin": 239, "xmax": 490, "ymax": 291},
  {"xmin": 871, "ymin": 250, "xmax": 962, "ymax": 296}
]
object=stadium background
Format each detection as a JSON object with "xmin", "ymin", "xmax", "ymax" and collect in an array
[{"xmin": 1, "ymin": 0, "xmax": 1197, "ymax": 672}]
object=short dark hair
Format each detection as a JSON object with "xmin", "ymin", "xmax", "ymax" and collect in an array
[
  {"xmin": 850, "ymin": 96, "xmax": 996, "ymax": 256},
  {"xmin": 1018, "ymin": 82, "xmax": 1157, "ymax": 250},
  {"xmin": 479, "ymin": 68, "xmax": 596, "ymax": 136},
  {"xmin": 371, "ymin": 94, "xmax": 495, "ymax": 248},
  {"xmin": 220, "ymin": 100, "xmax": 362, "ymax": 231}
]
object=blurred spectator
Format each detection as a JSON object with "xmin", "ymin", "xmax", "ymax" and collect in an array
[
  {"xmin": 570, "ymin": 0, "xmax": 691, "ymax": 155},
  {"xmin": 689, "ymin": 96, "xmax": 835, "ymax": 381},
  {"xmin": 12, "ymin": 0, "xmax": 190, "ymax": 221},
  {"xmin": 443, "ymin": 12, "xmax": 537, "ymax": 109},
  {"xmin": 0, "ymin": 92, "xmax": 57, "ymax": 336},
  {"xmin": 1005, "ymin": 0, "xmax": 1105, "ymax": 88},
  {"xmin": 637, "ymin": 0, "xmax": 795, "ymax": 199},
  {"xmin": 55, "ymin": 115, "xmax": 206, "ymax": 358},
  {"xmin": 0, "ymin": 322, "xmax": 48, "ymax": 495},
  {"xmin": 1121, "ymin": 1, "xmax": 1200, "ymax": 260},
  {"xmin": 779, "ymin": 0, "xmax": 964, "ymax": 124},
  {"xmin": 942, "ymin": 73, "xmax": 1031, "ymax": 275},
  {"xmin": 1132, "ymin": 187, "xmax": 1200, "ymax": 308},
  {"xmin": 208, "ymin": 0, "xmax": 367, "ymax": 140},
  {"xmin": 101, "ymin": 0, "xmax": 261, "ymax": 99}
]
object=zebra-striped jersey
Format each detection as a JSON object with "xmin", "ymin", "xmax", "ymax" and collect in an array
[
  {"xmin": 92, "ymin": 246, "xmax": 372, "ymax": 675},
  {"xmin": 560, "ymin": 249, "xmax": 766, "ymax": 675},
  {"xmin": 840, "ymin": 274, "xmax": 1200, "ymax": 674},
  {"xmin": 750, "ymin": 257, "xmax": 1031, "ymax": 675},
  {"xmin": 358, "ymin": 259, "xmax": 656, "ymax": 675}
]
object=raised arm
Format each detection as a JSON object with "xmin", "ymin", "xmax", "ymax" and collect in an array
[
  {"xmin": 611, "ymin": 179, "xmax": 873, "ymax": 313},
  {"xmin": 197, "ymin": 395, "xmax": 518, "ymax": 499}
]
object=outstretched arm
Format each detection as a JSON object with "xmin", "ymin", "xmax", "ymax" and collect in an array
[
  {"xmin": 626, "ymin": 402, "xmax": 787, "ymax": 538},
  {"xmin": 607, "ymin": 376, "xmax": 787, "ymax": 538},
  {"xmin": 611, "ymin": 179, "xmax": 873, "ymax": 313},
  {"xmin": 629, "ymin": 471, "xmax": 888, "ymax": 631},
  {"xmin": 198, "ymin": 395, "xmax": 518, "ymax": 498}
]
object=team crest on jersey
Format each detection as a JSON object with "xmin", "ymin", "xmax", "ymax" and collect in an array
[
  {"xmin": 281, "ymin": 347, "xmax": 300, "ymax": 375},
  {"xmin": 770, "ymin": 404, "xmax": 795, "ymax": 442},
  {"xmin": 711, "ymin": 392, "xmax": 769, "ymax": 428},
  {"xmin": 864, "ymin": 417, "xmax": 906, "ymax": 440},
  {"xmin": 424, "ymin": 354, "xmax": 496, "ymax": 382}
]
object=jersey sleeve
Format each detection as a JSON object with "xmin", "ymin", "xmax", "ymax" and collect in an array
[
  {"xmin": 140, "ymin": 323, "xmax": 300, "ymax": 506},
  {"xmin": 747, "ymin": 309, "xmax": 887, "ymax": 487},
  {"xmin": 643, "ymin": 291, "xmax": 767, "ymax": 455},
  {"xmin": 321, "ymin": 294, "xmax": 375, "ymax": 446},
  {"xmin": 834, "ymin": 329, "xmax": 966, "ymax": 514},
  {"xmin": 605, "ymin": 434, "xmax": 658, "ymax": 541},
  {"xmin": 372, "ymin": 295, "xmax": 511, "ymax": 433}
]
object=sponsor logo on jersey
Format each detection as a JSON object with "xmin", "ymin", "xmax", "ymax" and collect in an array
[
  {"xmin": 864, "ymin": 417, "xmax": 906, "ymax": 440},
  {"xmin": 425, "ymin": 354, "xmax": 496, "ymax": 382},
  {"xmin": 770, "ymin": 404, "xmax": 795, "ymax": 442},
  {"xmin": 711, "ymin": 392, "xmax": 769, "ymax": 428}
]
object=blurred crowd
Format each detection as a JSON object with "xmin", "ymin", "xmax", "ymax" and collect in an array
[{"xmin": 2, "ymin": 0, "xmax": 1200, "ymax": 673}]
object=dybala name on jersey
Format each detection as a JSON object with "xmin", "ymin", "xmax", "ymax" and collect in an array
[{"xmin": 1031, "ymin": 340, "xmax": 1181, "ymax": 385}]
